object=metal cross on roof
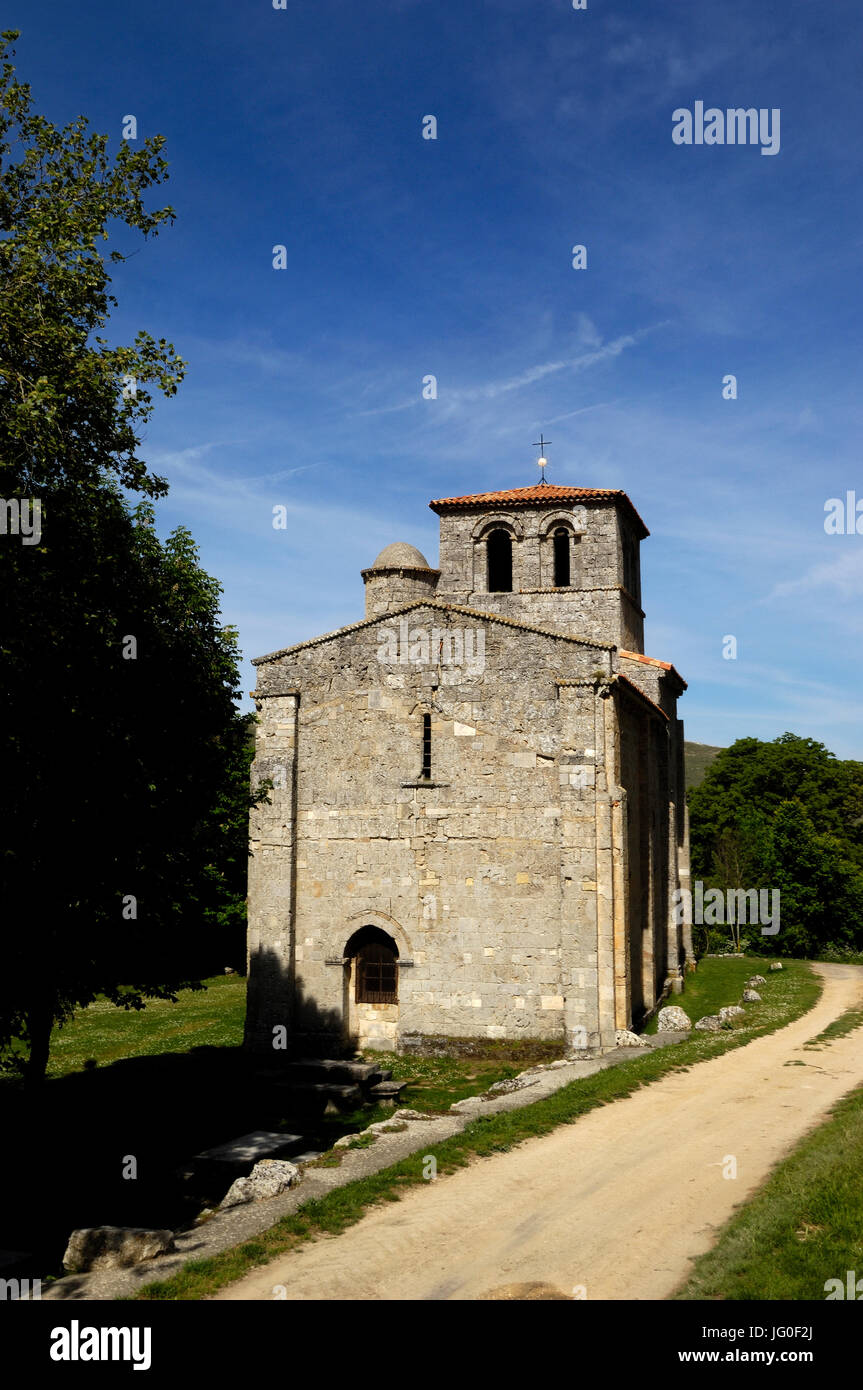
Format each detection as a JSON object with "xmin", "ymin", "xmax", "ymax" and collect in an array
[{"xmin": 533, "ymin": 434, "xmax": 552, "ymax": 483}]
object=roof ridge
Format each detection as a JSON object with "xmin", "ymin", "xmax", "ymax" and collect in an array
[
  {"xmin": 252, "ymin": 598, "xmax": 615, "ymax": 664},
  {"xmin": 619, "ymin": 648, "xmax": 688, "ymax": 690},
  {"xmin": 428, "ymin": 484, "xmax": 649, "ymax": 537}
]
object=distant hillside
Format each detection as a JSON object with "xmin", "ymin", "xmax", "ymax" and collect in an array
[{"xmin": 684, "ymin": 741, "xmax": 724, "ymax": 790}]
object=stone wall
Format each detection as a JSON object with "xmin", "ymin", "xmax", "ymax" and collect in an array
[
  {"xmin": 246, "ymin": 488, "xmax": 689, "ymax": 1058},
  {"xmin": 248, "ymin": 606, "xmax": 628, "ymax": 1052},
  {"xmin": 362, "ymin": 565, "xmax": 440, "ymax": 619},
  {"xmin": 618, "ymin": 653, "xmax": 692, "ymax": 991},
  {"xmin": 435, "ymin": 500, "xmax": 644, "ymax": 651}
]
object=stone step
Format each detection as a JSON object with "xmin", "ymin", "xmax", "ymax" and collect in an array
[
  {"xmin": 285, "ymin": 1083, "xmax": 365, "ymax": 1114},
  {"xmin": 190, "ymin": 1130, "xmax": 306, "ymax": 1177},
  {"xmin": 287, "ymin": 1081, "xmax": 363, "ymax": 1099},
  {"xmin": 367, "ymin": 1080, "xmax": 408, "ymax": 1105},
  {"xmin": 281, "ymin": 1058, "xmax": 384, "ymax": 1085}
]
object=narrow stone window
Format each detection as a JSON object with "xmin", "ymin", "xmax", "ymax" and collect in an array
[
  {"xmin": 487, "ymin": 528, "xmax": 512, "ymax": 592},
  {"xmin": 624, "ymin": 536, "xmax": 640, "ymax": 602},
  {"xmin": 553, "ymin": 528, "xmax": 570, "ymax": 587},
  {"xmin": 422, "ymin": 712, "xmax": 432, "ymax": 779}
]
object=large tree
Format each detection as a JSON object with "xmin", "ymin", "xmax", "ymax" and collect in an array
[
  {"xmin": 688, "ymin": 734, "xmax": 863, "ymax": 957},
  {"xmin": 761, "ymin": 802, "xmax": 863, "ymax": 958},
  {"xmin": 0, "ymin": 31, "xmax": 253, "ymax": 1082}
]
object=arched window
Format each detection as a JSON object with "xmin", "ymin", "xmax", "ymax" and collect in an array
[
  {"xmin": 347, "ymin": 925, "xmax": 399, "ymax": 1004},
  {"xmin": 553, "ymin": 528, "xmax": 570, "ymax": 587},
  {"xmin": 487, "ymin": 529, "xmax": 512, "ymax": 592}
]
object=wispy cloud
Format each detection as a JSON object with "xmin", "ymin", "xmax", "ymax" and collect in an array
[
  {"xmin": 449, "ymin": 328, "xmax": 665, "ymax": 403},
  {"xmin": 544, "ymin": 400, "xmax": 616, "ymax": 426},
  {"xmin": 764, "ymin": 550, "xmax": 863, "ymax": 602},
  {"xmin": 353, "ymin": 325, "xmax": 663, "ymax": 420}
]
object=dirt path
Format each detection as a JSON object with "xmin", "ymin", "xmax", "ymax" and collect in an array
[{"xmin": 215, "ymin": 963, "xmax": 863, "ymax": 1301}]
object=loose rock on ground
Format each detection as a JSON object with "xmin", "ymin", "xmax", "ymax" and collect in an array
[
  {"xmin": 63, "ymin": 1227, "xmax": 175, "ymax": 1274},
  {"xmin": 221, "ymin": 1159, "xmax": 301, "ymax": 1210},
  {"xmin": 657, "ymin": 1005, "xmax": 691, "ymax": 1031}
]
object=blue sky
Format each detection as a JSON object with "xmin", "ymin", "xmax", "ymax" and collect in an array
[{"xmin": 18, "ymin": 0, "xmax": 863, "ymax": 755}]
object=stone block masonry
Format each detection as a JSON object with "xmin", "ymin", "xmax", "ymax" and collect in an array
[{"xmin": 246, "ymin": 481, "xmax": 690, "ymax": 1056}]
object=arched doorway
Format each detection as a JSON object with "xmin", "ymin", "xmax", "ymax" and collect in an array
[{"xmin": 345, "ymin": 925, "xmax": 399, "ymax": 1051}]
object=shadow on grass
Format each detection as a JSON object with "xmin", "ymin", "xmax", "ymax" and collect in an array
[{"xmin": 0, "ymin": 962, "xmax": 364, "ymax": 1283}]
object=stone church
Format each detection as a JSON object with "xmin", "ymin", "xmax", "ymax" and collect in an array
[{"xmin": 245, "ymin": 479, "xmax": 693, "ymax": 1057}]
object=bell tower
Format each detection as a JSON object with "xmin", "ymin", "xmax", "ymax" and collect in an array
[{"xmin": 429, "ymin": 476, "xmax": 647, "ymax": 652}]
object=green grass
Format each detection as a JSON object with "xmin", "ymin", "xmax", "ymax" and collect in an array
[
  {"xmin": 803, "ymin": 1003, "xmax": 863, "ymax": 1049},
  {"xmin": 4, "ymin": 973, "xmax": 248, "ymax": 1081},
  {"xmin": 361, "ymin": 1050, "xmax": 552, "ymax": 1113},
  {"xmin": 674, "ymin": 1076, "xmax": 863, "ymax": 1300},
  {"xmin": 13, "ymin": 977, "xmax": 549, "ymax": 1110},
  {"xmin": 645, "ymin": 955, "xmax": 766, "ymax": 1034},
  {"xmin": 135, "ymin": 958, "xmax": 820, "ymax": 1300}
]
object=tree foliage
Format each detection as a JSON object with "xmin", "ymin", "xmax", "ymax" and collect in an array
[
  {"xmin": 0, "ymin": 32, "xmax": 255, "ymax": 1082},
  {"xmin": 688, "ymin": 734, "xmax": 863, "ymax": 957},
  {"xmin": 0, "ymin": 29, "xmax": 182, "ymax": 500}
]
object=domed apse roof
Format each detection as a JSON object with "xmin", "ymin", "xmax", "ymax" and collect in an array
[{"xmin": 370, "ymin": 541, "xmax": 431, "ymax": 569}]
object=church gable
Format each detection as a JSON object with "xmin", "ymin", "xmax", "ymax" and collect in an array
[{"xmin": 252, "ymin": 598, "xmax": 613, "ymax": 701}]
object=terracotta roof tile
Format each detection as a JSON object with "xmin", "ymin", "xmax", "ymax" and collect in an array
[
  {"xmin": 620, "ymin": 649, "xmax": 672, "ymax": 670},
  {"xmin": 620, "ymin": 649, "xmax": 687, "ymax": 690},
  {"xmin": 429, "ymin": 483, "xmax": 649, "ymax": 537}
]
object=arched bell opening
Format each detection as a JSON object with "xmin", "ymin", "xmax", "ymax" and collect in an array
[{"xmin": 487, "ymin": 528, "xmax": 513, "ymax": 592}]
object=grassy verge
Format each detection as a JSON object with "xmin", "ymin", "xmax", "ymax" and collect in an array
[
  {"xmin": 645, "ymin": 955, "xmax": 763, "ymax": 1034},
  {"xmin": 1, "ymin": 973, "xmax": 248, "ymax": 1081},
  {"xmin": 6, "ymin": 977, "xmax": 551, "ymax": 1110},
  {"xmin": 803, "ymin": 1003, "xmax": 863, "ymax": 1050},
  {"xmin": 674, "ymin": 1074, "xmax": 863, "ymax": 1300},
  {"xmin": 359, "ymin": 1050, "xmax": 557, "ymax": 1113},
  {"xmin": 135, "ymin": 957, "xmax": 820, "ymax": 1300}
]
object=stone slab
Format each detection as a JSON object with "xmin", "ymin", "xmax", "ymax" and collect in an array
[{"xmin": 192, "ymin": 1131, "xmax": 305, "ymax": 1171}]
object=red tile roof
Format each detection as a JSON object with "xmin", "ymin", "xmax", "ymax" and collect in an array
[
  {"xmin": 619, "ymin": 649, "xmax": 672, "ymax": 670},
  {"xmin": 620, "ymin": 649, "xmax": 687, "ymax": 690},
  {"xmin": 429, "ymin": 483, "xmax": 648, "ymax": 537}
]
